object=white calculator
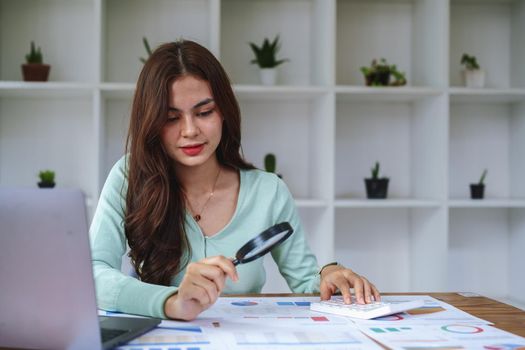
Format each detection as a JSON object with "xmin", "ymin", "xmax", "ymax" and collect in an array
[{"xmin": 310, "ymin": 297, "xmax": 425, "ymax": 319}]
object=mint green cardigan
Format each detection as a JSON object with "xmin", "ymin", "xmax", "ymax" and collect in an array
[{"xmin": 89, "ymin": 157, "xmax": 320, "ymax": 318}]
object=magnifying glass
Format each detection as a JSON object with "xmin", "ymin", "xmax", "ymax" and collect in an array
[{"xmin": 232, "ymin": 222, "xmax": 293, "ymax": 266}]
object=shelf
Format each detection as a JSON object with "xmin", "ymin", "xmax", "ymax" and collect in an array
[
  {"xmin": 294, "ymin": 199, "xmax": 328, "ymax": 208},
  {"xmin": 450, "ymin": 0, "xmax": 525, "ymax": 89},
  {"xmin": 448, "ymin": 207, "xmax": 512, "ymax": 298},
  {"xmin": 103, "ymin": 0, "xmax": 214, "ymax": 83},
  {"xmin": 449, "ymin": 101, "xmax": 525, "ymax": 199},
  {"xmin": 336, "ymin": 0, "xmax": 446, "ymax": 87},
  {"xmin": 448, "ymin": 199, "xmax": 525, "ymax": 208},
  {"xmin": 335, "ymin": 199, "xmax": 442, "ymax": 208},
  {"xmin": 0, "ymin": 81, "xmax": 93, "ymax": 97},
  {"xmin": 233, "ymin": 85, "xmax": 329, "ymax": 100},
  {"xmin": 336, "ymin": 86, "xmax": 443, "ymax": 102},
  {"xmin": 220, "ymin": 0, "xmax": 332, "ymax": 86},
  {"xmin": 0, "ymin": 0, "xmax": 96, "ymax": 82},
  {"xmin": 0, "ymin": 0, "xmax": 524, "ymax": 304},
  {"xmin": 449, "ymin": 88, "xmax": 525, "ymax": 103},
  {"xmin": 100, "ymin": 83, "xmax": 136, "ymax": 99}
]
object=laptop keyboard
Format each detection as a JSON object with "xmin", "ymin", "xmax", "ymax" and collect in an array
[{"xmin": 101, "ymin": 328, "xmax": 128, "ymax": 342}]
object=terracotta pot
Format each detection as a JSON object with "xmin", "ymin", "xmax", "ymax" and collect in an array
[{"xmin": 21, "ymin": 64, "xmax": 51, "ymax": 82}]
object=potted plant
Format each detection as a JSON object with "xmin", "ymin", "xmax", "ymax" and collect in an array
[
  {"xmin": 461, "ymin": 54, "xmax": 485, "ymax": 88},
  {"xmin": 38, "ymin": 170, "xmax": 55, "ymax": 188},
  {"xmin": 249, "ymin": 35, "xmax": 289, "ymax": 85},
  {"xmin": 360, "ymin": 58, "xmax": 407, "ymax": 87},
  {"xmin": 22, "ymin": 41, "xmax": 51, "ymax": 82},
  {"xmin": 470, "ymin": 169, "xmax": 487, "ymax": 199},
  {"xmin": 139, "ymin": 37, "xmax": 153, "ymax": 63},
  {"xmin": 264, "ymin": 153, "xmax": 282, "ymax": 178},
  {"xmin": 365, "ymin": 162, "xmax": 389, "ymax": 199}
]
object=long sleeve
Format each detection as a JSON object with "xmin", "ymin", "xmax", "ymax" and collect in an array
[
  {"xmin": 269, "ymin": 177, "xmax": 321, "ymax": 293},
  {"xmin": 89, "ymin": 158, "xmax": 177, "ymax": 318}
]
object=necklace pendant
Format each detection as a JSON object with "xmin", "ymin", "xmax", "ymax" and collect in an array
[{"xmin": 194, "ymin": 214, "xmax": 201, "ymax": 222}]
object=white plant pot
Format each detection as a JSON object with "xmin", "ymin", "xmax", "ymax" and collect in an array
[
  {"xmin": 463, "ymin": 69, "xmax": 485, "ymax": 88},
  {"xmin": 259, "ymin": 68, "xmax": 277, "ymax": 86}
]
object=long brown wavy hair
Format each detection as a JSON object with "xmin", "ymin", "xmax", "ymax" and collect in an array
[{"xmin": 125, "ymin": 40, "xmax": 254, "ymax": 285}]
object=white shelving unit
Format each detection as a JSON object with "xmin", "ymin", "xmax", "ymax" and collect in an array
[{"xmin": 1, "ymin": 0, "xmax": 524, "ymax": 306}]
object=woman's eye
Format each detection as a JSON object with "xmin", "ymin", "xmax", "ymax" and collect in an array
[
  {"xmin": 167, "ymin": 115, "xmax": 180, "ymax": 122},
  {"xmin": 197, "ymin": 109, "xmax": 214, "ymax": 117}
]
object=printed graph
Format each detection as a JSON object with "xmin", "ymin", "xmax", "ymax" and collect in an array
[
  {"xmin": 375, "ymin": 314, "xmax": 405, "ymax": 321},
  {"xmin": 126, "ymin": 328, "xmax": 210, "ymax": 347},
  {"xmin": 276, "ymin": 301, "xmax": 311, "ymax": 306},
  {"xmin": 484, "ymin": 344, "xmax": 525, "ymax": 350},
  {"xmin": 441, "ymin": 325, "xmax": 484, "ymax": 334},
  {"xmin": 242, "ymin": 316, "xmax": 329, "ymax": 322},
  {"xmin": 233, "ymin": 330, "xmax": 364, "ymax": 346},
  {"xmin": 231, "ymin": 301, "xmax": 258, "ymax": 306},
  {"xmin": 369, "ymin": 327, "xmax": 413, "ymax": 333}
]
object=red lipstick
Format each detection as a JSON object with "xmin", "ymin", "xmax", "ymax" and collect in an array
[{"xmin": 181, "ymin": 144, "xmax": 204, "ymax": 156}]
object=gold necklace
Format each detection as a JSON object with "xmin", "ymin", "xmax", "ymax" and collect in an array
[{"xmin": 187, "ymin": 167, "xmax": 221, "ymax": 222}]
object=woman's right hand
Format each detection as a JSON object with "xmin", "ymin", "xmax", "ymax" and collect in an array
[{"xmin": 164, "ymin": 256, "xmax": 238, "ymax": 320}]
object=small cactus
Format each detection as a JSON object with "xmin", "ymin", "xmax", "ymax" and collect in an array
[
  {"xmin": 371, "ymin": 162, "xmax": 380, "ymax": 180},
  {"xmin": 479, "ymin": 169, "xmax": 488, "ymax": 185},
  {"xmin": 264, "ymin": 153, "xmax": 276, "ymax": 173},
  {"xmin": 26, "ymin": 41, "xmax": 43, "ymax": 64}
]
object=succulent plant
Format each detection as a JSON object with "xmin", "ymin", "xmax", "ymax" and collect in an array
[
  {"xmin": 264, "ymin": 153, "xmax": 276, "ymax": 173},
  {"xmin": 38, "ymin": 170, "xmax": 55, "ymax": 184},
  {"xmin": 478, "ymin": 169, "xmax": 488, "ymax": 185},
  {"xmin": 25, "ymin": 41, "xmax": 43, "ymax": 64},
  {"xmin": 371, "ymin": 161, "xmax": 380, "ymax": 180},
  {"xmin": 249, "ymin": 35, "xmax": 289, "ymax": 68},
  {"xmin": 461, "ymin": 54, "xmax": 480, "ymax": 70},
  {"xmin": 139, "ymin": 37, "xmax": 153, "ymax": 64}
]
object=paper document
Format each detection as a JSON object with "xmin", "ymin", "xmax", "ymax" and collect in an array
[{"xmin": 109, "ymin": 296, "xmax": 523, "ymax": 350}]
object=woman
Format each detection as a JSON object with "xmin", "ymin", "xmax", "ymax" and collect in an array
[{"xmin": 90, "ymin": 40, "xmax": 380, "ymax": 321}]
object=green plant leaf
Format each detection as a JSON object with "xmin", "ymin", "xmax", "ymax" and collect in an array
[{"xmin": 248, "ymin": 35, "xmax": 288, "ymax": 68}]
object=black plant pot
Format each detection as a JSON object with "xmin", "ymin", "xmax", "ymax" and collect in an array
[
  {"xmin": 470, "ymin": 184, "xmax": 485, "ymax": 199},
  {"xmin": 365, "ymin": 71, "xmax": 390, "ymax": 86},
  {"xmin": 365, "ymin": 178, "xmax": 389, "ymax": 199},
  {"xmin": 38, "ymin": 182, "xmax": 55, "ymax": 188}
]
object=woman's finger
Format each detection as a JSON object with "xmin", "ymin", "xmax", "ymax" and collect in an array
[
  {"xmin": 331, "ymin": 275, "xmax": 353, "ymax": 304},
  {"xmin": 344, "ymin": 271, "xmax": 365, "ymax": 304},
  {"xmin": 360, "ymin": 277, "xmax": 373, "ymax": 303},
  {"xmin": 202, "ymin": 255, "xmax": 239, "ymax": 282},
  {"xmin": 189, "ymin": 274, "xmax": 220, "ymax": 305},
  {"xmin": 371, "ymin": 283, "xmax": 381, "ymax": 302},
  {"xmin": 320, "ymin": 280, "xmax": 337, "ymax": 300}
]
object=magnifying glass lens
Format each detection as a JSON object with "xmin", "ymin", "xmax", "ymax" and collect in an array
[
  {"xmin": 242, "ymin": 230, "xmax": 290, "ymax": 260},
  {"xmin": 233, "ymin": 222, "xmax": 293, "ymax": 266}
]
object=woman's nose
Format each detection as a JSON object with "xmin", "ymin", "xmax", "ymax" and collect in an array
[{"xmin": 181, "ymin": 115, "xmax": 199, "ymax": 137}]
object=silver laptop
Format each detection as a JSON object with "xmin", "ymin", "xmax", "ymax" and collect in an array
[{"xmin": 0, "ymin": 188, "xmax": 160, "ymax": 350}]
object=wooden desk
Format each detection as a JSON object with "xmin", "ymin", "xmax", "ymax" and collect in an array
[{"xmin": 231, "ymin": 292, "xmax": 525, "ymax": 337}]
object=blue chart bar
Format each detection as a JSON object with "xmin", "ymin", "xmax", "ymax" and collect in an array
[
  {"xmin": 294, "ymin": 302, "xmax": 311, "ymax": 306},
  {"xmin": 160, "ymin": 325, "xmax": 203, "ymax": 333},
  {"xmin": 231, "ymin": 301, "xmax": 258, "ymax": 306},
  {"xmin": 276, "ymin": 301, "xmax": 295, "ymax": 305}
]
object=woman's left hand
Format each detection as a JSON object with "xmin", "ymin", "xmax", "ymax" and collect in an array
[{"xmin": 320, "ymin": 264, "xmax": 380, "ymax": 304}]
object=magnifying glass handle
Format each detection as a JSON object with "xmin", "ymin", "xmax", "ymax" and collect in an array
[{"xmin": 232, "ymin": 258, "xmax": 240, "ymax": 266}]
